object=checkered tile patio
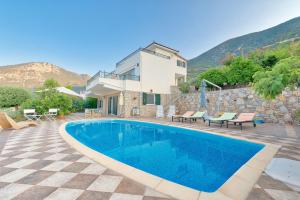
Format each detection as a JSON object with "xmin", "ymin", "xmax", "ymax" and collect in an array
[{"xmin": 0, "ymin": 113, "xmax": 299, "ymax": 200}]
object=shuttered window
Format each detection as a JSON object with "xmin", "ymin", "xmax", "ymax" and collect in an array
[{"xmin": 142, "ymin": 93, "xmax": 161, "ymax": 105}]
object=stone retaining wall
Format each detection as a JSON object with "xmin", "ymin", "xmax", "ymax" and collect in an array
[{"xmin": 174, "ymin": 87, "xmax": 300, "ymax": 123}]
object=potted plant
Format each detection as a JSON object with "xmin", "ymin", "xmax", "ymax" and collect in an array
[{"xmin": 57, "ymin": 111, "xmax": 65, "ymax": 119}]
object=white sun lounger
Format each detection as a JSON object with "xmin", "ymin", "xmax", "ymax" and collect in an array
[{"xmin": 156, "ymin": 105, "xmax": 164, "ymax": 118}]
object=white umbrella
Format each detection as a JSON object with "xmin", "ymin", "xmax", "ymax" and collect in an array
[
  {"xmin": 55, "ymin": 87, "xmax": 82, "ymax": 98},
  {"xmin": 119, "ymin": 92, "xmax": 124, "ymax": 106},
  {"xmin": 36, "ymin": 87, "xmax": 83, "ymax": 98}
]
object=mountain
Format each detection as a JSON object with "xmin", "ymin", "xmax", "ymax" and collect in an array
[
  {"xmin": 188, "ymin": 16, "xmax": 300, "ymax": 76},
  {"xmin": 0, "ymin": 62, "xmax": 90, "ymax": 88}
]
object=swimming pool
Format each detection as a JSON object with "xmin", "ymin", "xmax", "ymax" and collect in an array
[{"xmin": 65, "ymin": 119, "xmax": 264, "ymax": 192}]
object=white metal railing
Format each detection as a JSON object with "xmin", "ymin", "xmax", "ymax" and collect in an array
[{"xmin": 87, "ymin": 70, "xmax": 140, "ymax": 87}]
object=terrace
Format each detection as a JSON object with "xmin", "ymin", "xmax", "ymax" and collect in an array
[{"xmin": 0, "ymin": 113, "xmax": 299, "ymax": 200}]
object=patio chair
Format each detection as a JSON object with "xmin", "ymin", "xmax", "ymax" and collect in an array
[
  {"xmin": 226, "ymin": 113, "xmax": 256, "ymax": 130},
  {"xmin": 156, "ymin": 105, "xmax": 164, "ymax": 118},
  {"xmin": 208, "ymin": 112, "xmax": 237, "ymax": 127},
  {"xmin": 167, "ymin": 105, "xmax": 176, "ymax": 118},
  {"xmin": 85, "ymin": 109, "xmax": 91, "ymax": 118},
  {"xmin": 182, "ymin": 111, "xmax": 207, "ymax": 123},
  {"xmin": 0, "ymin": 112, "xmax": 37, "ymax": 130},
  {"xmin": 172, "ymin": 111, "xmax": 194, "ymax": 122},
  {"xmin": 44, "ymin": 108, "xmax": 58, "ymax": 120},
  {"xmin": 24, "ymin": 109, "xmax": 42, "ymax": 120}
]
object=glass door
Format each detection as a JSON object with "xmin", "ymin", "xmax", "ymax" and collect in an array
[{"xmin": 108, "ymin": 96, "xmax": 118, "ymax": 115}]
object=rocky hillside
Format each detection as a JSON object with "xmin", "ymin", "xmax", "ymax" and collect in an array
[
  {"xmin": 188, "ymin": 16, "xmax": 300, "ymax": 76},
  {"xmin": 0, "ymin": 62, "xmax": 90, "ymax": 88}
]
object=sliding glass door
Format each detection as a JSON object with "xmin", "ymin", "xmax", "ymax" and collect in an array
[{"xmin": 108, "ymin": 96, "xmax": 118, "ymax": 115}]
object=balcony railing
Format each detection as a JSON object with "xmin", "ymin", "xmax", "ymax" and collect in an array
[{"xmin": 87, "ymin": 70, "xmax": 140, "ymax": 86}]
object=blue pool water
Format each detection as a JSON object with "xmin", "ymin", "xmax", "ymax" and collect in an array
[{"xmin": 65, "ymin": 120, "xmax": 264, "ymax": 192}]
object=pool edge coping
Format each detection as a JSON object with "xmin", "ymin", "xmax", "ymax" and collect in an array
[{"xmin": 59, "ymin": 118, "xmax": 280, "ymax": 200}]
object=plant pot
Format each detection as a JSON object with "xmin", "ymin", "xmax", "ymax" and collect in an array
[{"xmin": 57, "ymin": 115, "xmax": 65, "ymax": 120}]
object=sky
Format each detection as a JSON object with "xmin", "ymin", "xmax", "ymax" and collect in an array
[{"xmin": 0, "ymin": 0, "xmax": 299, "ymax": 75}]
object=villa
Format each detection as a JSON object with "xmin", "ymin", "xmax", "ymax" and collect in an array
[{"xmin": 86, "ymin": 42, "xmax": 187, "ymax": 117}]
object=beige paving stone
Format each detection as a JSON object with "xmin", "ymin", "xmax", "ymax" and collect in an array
[
  {"xmin": 0, "ymin": 169, "xmax": 36, "ymax": 183},
  {"xmin": 80, "ymin": 163, "xmax": 106, "ymax": 175},
  {"xmin": 198, "ymin": 191, "xmax": 232, "ymax": 200},
  {"xmin": 44, "ymin": 188, "xmax": 84, "ymax": 200},
  {"xmin": 219, "ymin": 176, "xmax": 253, "ymax": 200},
  {"xmin": 155, "ymin": 180, "xmax": 200, "ymax": 200},
  {"xmin": 38, "ymin": 172, "xmax": 76, "ymax": 187},
  {"xmin": 109, "ymin": 193, "xmax": 143, "ymax": 200},
  {"xmin": 0, "ymin": 183, "xmax": 32, "ymax": 199},
  {"xmin": 87, "ymin": 175, "xmax": 123, "ymax": 192}
]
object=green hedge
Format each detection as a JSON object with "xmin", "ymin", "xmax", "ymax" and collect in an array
[{"xmin": 0, "ymin": 86, "xmax": 31, "ymax": 108}]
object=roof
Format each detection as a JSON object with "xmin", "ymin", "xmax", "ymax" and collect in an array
[
  {"xmin": 116, "ymin": 42, "xmax": 185, "ymax": 66},
  {"xmin": 145, "ymin": 42, "xmax": 179, "ymax": 53}
]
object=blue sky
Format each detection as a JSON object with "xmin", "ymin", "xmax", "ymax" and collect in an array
[{"xmin": 0, "ymin": 0, "xmax": 299, "ymax": 75}]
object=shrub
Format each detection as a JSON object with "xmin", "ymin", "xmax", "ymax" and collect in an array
[
  {"xmin": 261, "ymin": 55, "xmax": 279, "ymax": 68},
  {"xmin": 226, "ymin": 57, "xmax": 262, "ymax": 85},
  {"xmin": 0, "ymin": 86, "xmax": 31, "ymax": 108},
  {"xmin": 253, "ymin": 56, "xmax": 300, "ymax": 99},
  {"xmin": 21, "ymin": 92, "xmax": 72, "ymax": 116},
  {"xmin": 294, "ymin": 108, "xmax": 300, "ymax": 120},
  {"xmin": 84, "ymin": 97, "xmax": 97, "ymax": 108},
  {"xmin": 72, "ymin": 98, "xmax": 84, "ymax": 112},
  {"xmin": 178, "ymin": 82, "xmax": 190, "ymax": 93},
  {"xmin": 196, "ymin": 67, "xmax": 227, "ymax": 88}
]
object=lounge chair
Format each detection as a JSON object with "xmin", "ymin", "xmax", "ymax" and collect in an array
[
  {"xmin": 182, "ymin": 111, "xmax": 206, "ymax": 123},
  {"xmin": 156, "ymin": 105, "xmax": 164, "ymax": 118},
  {"xmin": 167, "ymin": 105, "xmax": 176, "ymax": 118},
  {"xmin": 0, "ymin": 112, "xmax": 37, "ymax": 130},
  {"xmin": 24, "ymin": 109, "xmax": 42, "ymax": 120},
  {"xmin": 44, "ymin": 108, "xmax": 58, "ymax": 120},
  {"xmin": 208, "ymin": 112, "xmax": 236, "ymax": 127},
  {"xmin": 172, "ymin": 111, "xmax": 194, "ymax": 122},
  {"xmin": 226, "ymin": 113, "xmax": 256, "ymax": 130}
]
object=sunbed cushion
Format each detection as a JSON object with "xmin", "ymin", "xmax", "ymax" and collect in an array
[
  {"xmin": 210, "ymin": 112, "xmax": 236, "ymax": 121},
  {"xmin": 229, "ymin": 113, "xmax": 255, "ymax": 122},
  {"xmin": 182, "ymin": 111, "xmax": 194, "ymax": 118}
]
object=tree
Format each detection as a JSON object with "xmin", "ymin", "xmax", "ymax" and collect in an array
[
  {"xmin": 84, "ymin": 97, "xmax": 97, "ymax": 108},
  {"xmin": 43, "ymin": 79, "xmax": 60, "ymax": 89},
  {"xmin": 21, "ymin": 79, "xmax": 72, "ymax": 116},
  {"xmin": 0, "ymin": 87, "xmax": 31, "ymax": 108},
  {"xmin": 22, "ymin": 93, "xmax": 72, "ymax": 116},
  {"xmin": 178, "ymin": 82, "xmax": 190, "ymax": 93},
  {"xmin": 253, "ymin": 56, "xmax": 300, "ymax": 99},
  {"xmin": 65, "ymin": 85, "xmax": 73, "ymax": 90},
  {"xmin": 226, "ymin": 57, "xmax": 262, "ymax": 85},
  {"xmin": 196, "ymin": 67, "xmax": 227, "ymax": 88}
]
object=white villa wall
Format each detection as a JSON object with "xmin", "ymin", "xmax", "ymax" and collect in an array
[
  {"xmin": 115, "ymin": 51, "xmax": 140, "ymax": 75},
  {"xmin": 139, "ymin": 51, "xmax": 187, "ymax": 94}
]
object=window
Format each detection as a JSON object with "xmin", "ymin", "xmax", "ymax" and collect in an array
[
  {"xmin": 142, "ymin": 93, "xmax": 161, "ymax": 105},
  {"xmin": 177, "ymin": 60, "xmax": 186, "ymax": 68},
  {"xmin": 146, "ymin": 94, "xmax": 155, "ymax": 105}
]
